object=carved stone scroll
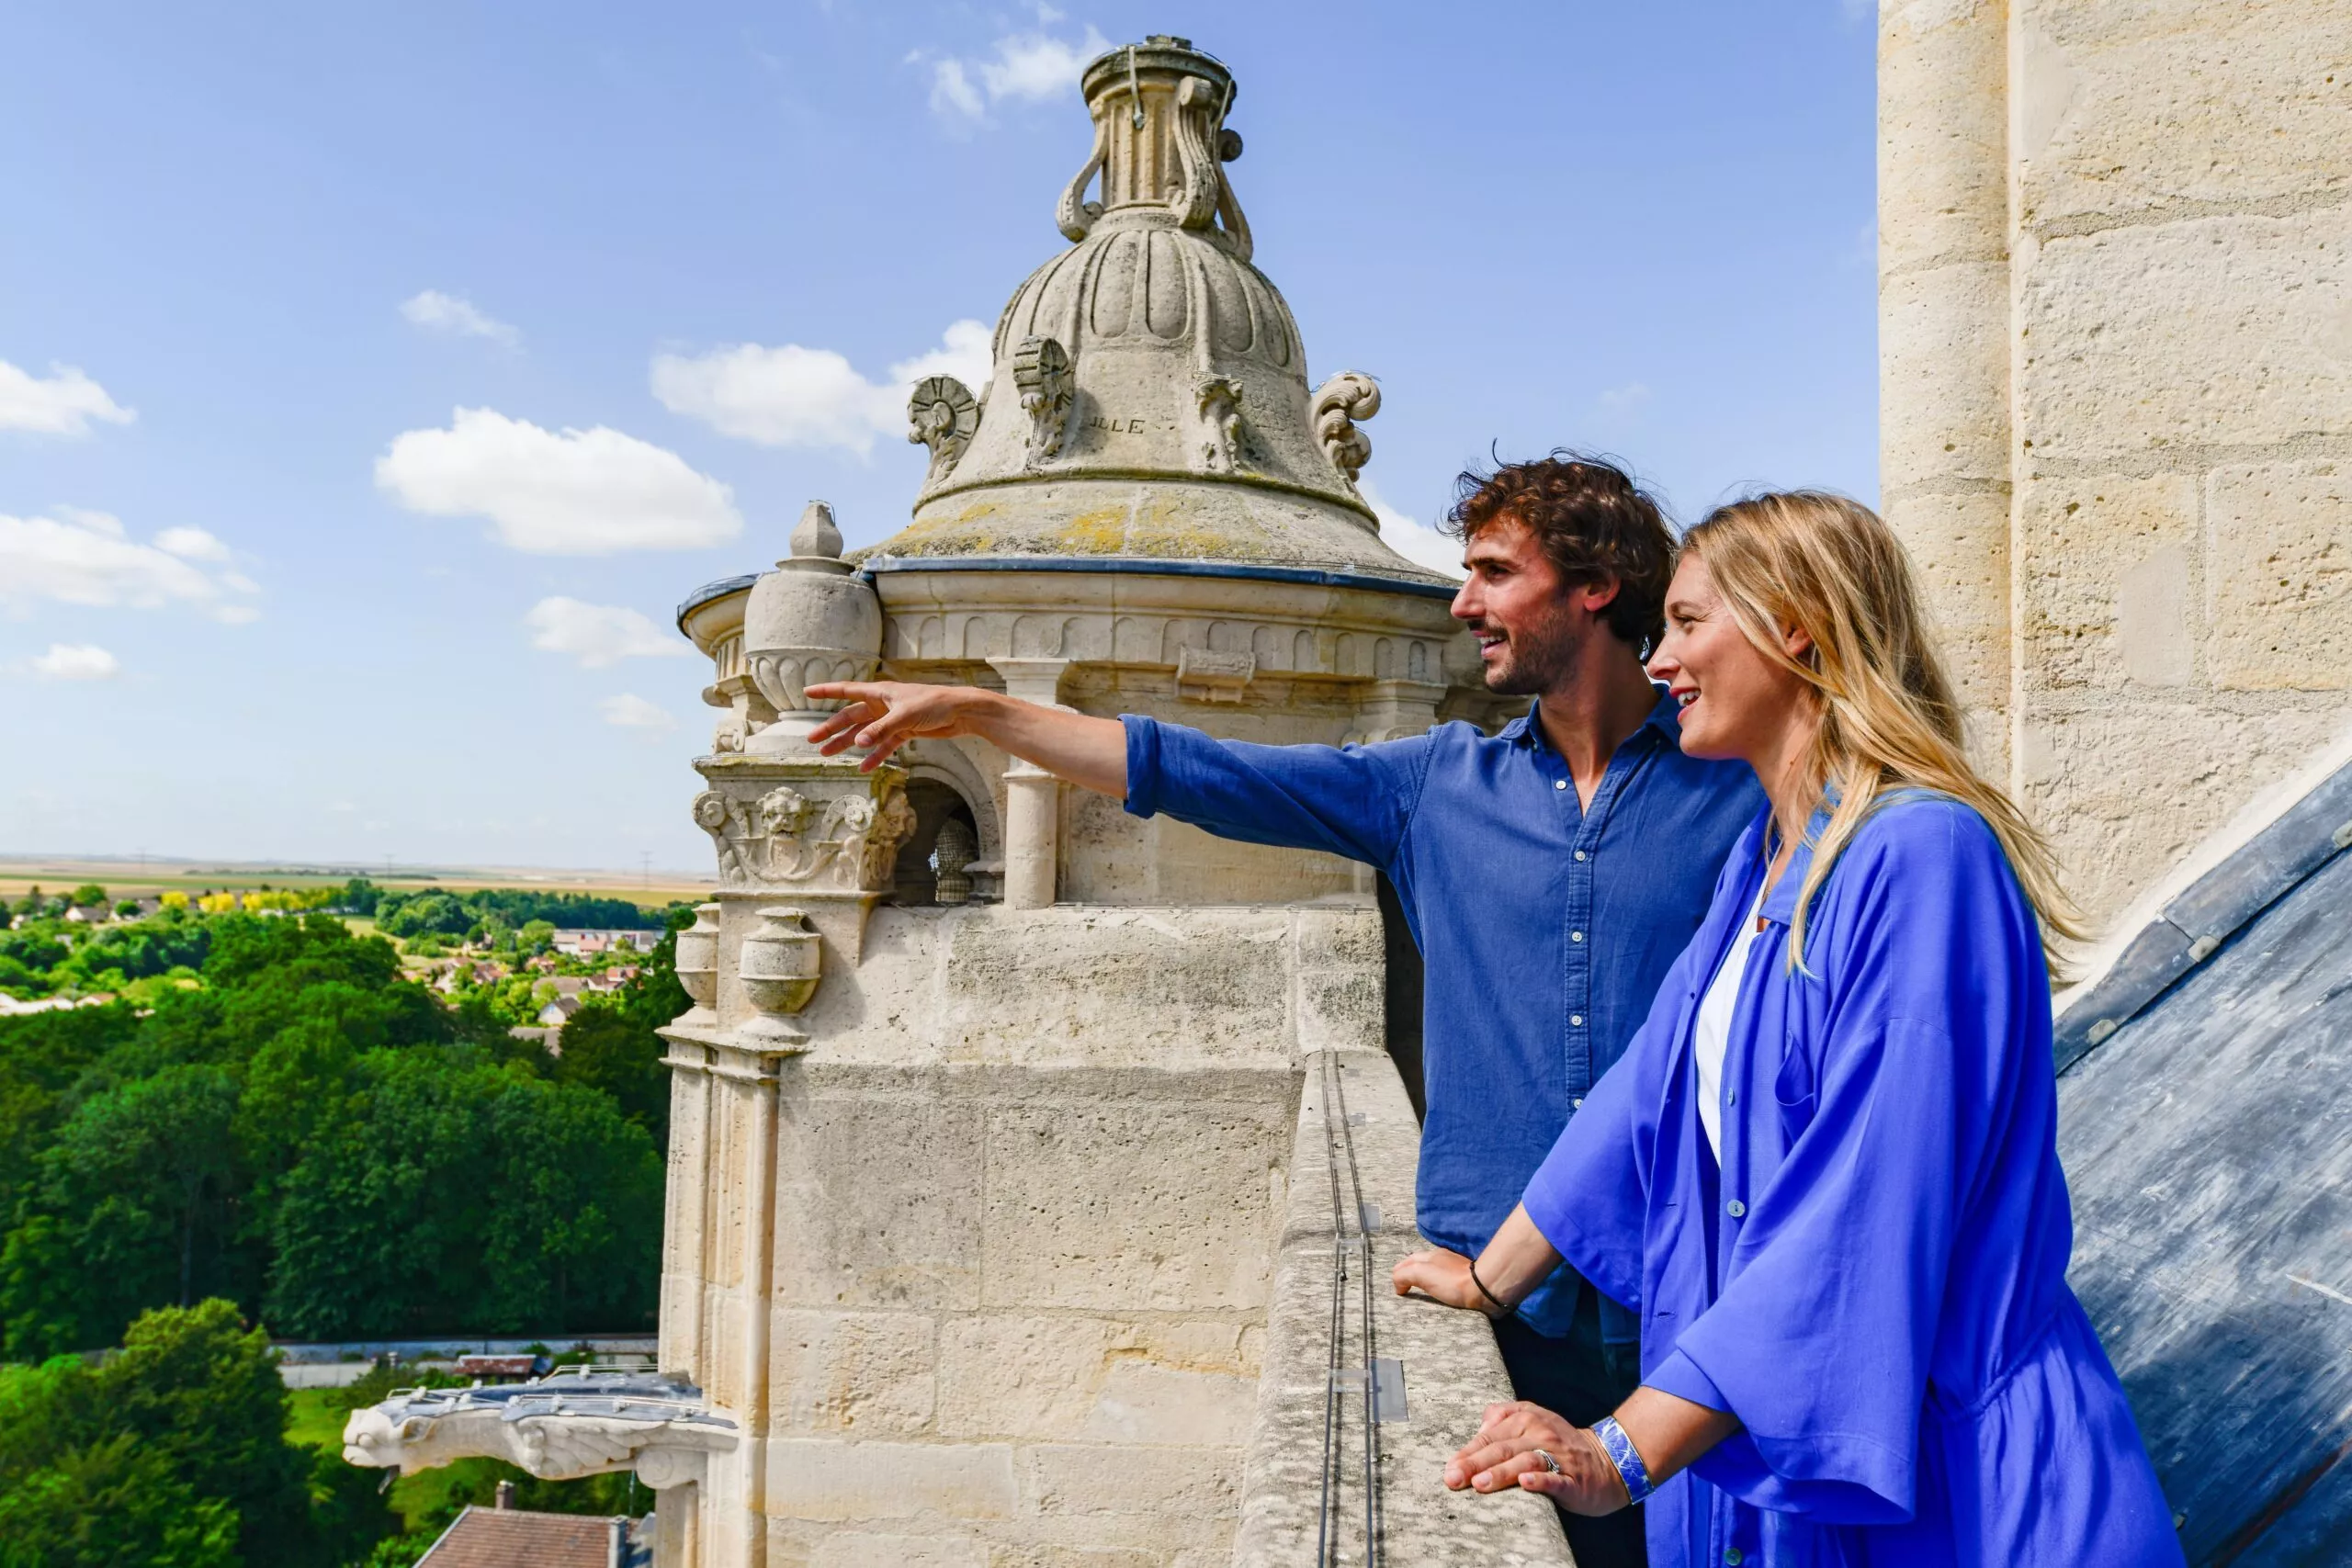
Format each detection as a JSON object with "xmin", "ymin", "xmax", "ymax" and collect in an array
[
  {"xmin": 1194, "ymin": 375, "xmax": 1246, "ymax": 474},
  {"xmin": 1310, "ymin": 371, "xmax": 1380, "ymax": 485},
  {"xmin": 1170, "ymin": 75, "xmax": 1226, "ymax": 229},
  {"xmin": 1056, "ymin": 116, "xmax": 1109, "ymax": 243},
  {"xmin": 1014, "ymin": 336, "xmax": 1075, "ymax": 463},
  {"xmin": 908, "ymin": 375, "xmax": 979, "ymax": 487}
]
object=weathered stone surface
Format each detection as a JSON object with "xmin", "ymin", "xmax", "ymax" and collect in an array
[
  {"xmin": 1880, "ymin": 260, "xmax": 2014, "ymax": 490},
  {"xmin": 769, "ymin": 1310, "xmax": 937, "ymax": 1436},
  {"xmin": 981, "ymin": 1094, "xmax": 1292, "ymax": 1312},
  {"xmin": 812, "ymin": 1533, "xmax": 987, "ymax": 1568},
  {"xmin": 2205, "ymin": 460, "xmax": 2352, "ymax": 690},
  {"xmin": 2018, "ymin": 700, "xmax": 2346, "ymax": 924},
  {"xmin": 764, "ymin": 1438, "xmax": 1020, "ymax": 1522},
  {"xmin": 771, "ymin": 1089, "xmax": 987, "ymax": 1310},
  {"xmin": 1024, "ymin": 1444, "xmax": 1241, "ymax": 1519},
  {"xmin": 1880, "ymin": 0, "xmax": 2009, "ymax": 277},
  {"xmin": 2018, "ymin": 472, "xmax": 2200, "ymax": 690},
  {"xmin": 2018, "ymin": 0, "xmax": 2352, "ymax": 225},
  {"xmin": 937, "ymin": 1317, "xmax": 1259, "ymax": 1444},
  {"xmin": 2018, "ymin": 209, "xmax": 2352, "ymax": 465}
]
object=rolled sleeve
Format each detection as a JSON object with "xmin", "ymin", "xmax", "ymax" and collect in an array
[
  {"xmin": 1645, "ymin": 1348, "xmax": 1729, "ymax": 1412},
  {"xmin": 1121, "ymin": 714, "xmax": 1167, "ymax": 819}
]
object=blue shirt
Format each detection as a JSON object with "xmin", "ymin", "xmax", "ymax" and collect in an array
[
  {"xmin": 1523, "ymin": 795, "xmax": 2179, "ymax": 1565},
  {"xmin": 1122, "ymin": 692, "xmax": 1761, "ymax": 1335}
]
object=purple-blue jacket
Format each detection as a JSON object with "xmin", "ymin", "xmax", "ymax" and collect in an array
[{"xmin": 1523, "ymin": 793, "xmax": 2182, "ymax": 1566}]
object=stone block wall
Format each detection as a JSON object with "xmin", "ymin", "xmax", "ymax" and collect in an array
[
  {"xmin": 660, "ymin": 900, "xmax": 1391, "ymax": 1566},
  {"xmin": 1880, "ymin": 0, "xmax": 2352, "ymax": 929}
]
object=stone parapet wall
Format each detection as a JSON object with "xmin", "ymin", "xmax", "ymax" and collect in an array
[
  {"xmin": 1880, "ymin": 0, "xmax": 2352, "ymax": 931},
  {"xmin": 1232, "ymin": 1049, "xmax": 1568, "ymax": 1568}
]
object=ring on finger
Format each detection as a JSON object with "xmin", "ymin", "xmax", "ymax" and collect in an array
[{"xmin": 1531, "ymin": 1449, "xmax": 1563, "ymax": 1475}]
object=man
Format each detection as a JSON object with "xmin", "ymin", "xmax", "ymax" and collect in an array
[{"xmin": 808, "ymin": 455, "xmax": 1760, "ymax": 1568}]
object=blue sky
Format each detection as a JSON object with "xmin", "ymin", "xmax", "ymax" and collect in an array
[{"xmin": 1, "ymin": 1, "xmax": 1876, "ymax": 873}]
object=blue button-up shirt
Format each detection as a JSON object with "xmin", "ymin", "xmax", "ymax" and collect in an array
[{"xmin": 1123, "ymin": 693, "xmax": 1762, "ymax": 1334}]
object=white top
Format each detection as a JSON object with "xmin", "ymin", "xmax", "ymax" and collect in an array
[{"xmin": 1693, "ymin": 879, "xmax": 1770, "ymax": 1160}]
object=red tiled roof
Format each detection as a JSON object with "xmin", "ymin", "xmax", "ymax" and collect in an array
[{"xmin": 416, "ymin": 1506, "xmax": 618, "ymax": 1568}]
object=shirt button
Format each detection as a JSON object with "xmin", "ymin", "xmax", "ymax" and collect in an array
[
  {"xmin": 1572, "ymin": 1097, "xmax": 1585, "ymax": 1110},
  {"xmin": 1554, "ymin": 779, "xmax": 1567, "ymax": 791},
  {"xmin": 1574, "ymin": 850, "xmax": 1588, "ymax": 861},
  {"xmin": 1726, "ymin": 1552, "xmax": 1745, "ymax": 1567},
  {"xmin": 1571, "ymin": 931, "xmax": 1584, "ymax": 942},
  {"xmin": 1726, "ymin": 1200, "xmax": 1747, "ymax": 1219},
  {"xmin": 1570, "ymin": 1014, "xmax": 1583, "ymax": 1026},
  {"xmin": 1726, "ymin": 1088, "xmax": 1736, "ymax": 1105}
]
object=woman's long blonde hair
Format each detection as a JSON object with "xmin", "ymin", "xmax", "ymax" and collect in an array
[{"xmin": 1682, "ymin": 491, "xmax": 2082, "ymax": 969}]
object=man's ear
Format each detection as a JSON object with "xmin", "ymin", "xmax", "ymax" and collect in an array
[{"xmin": 1576, "ymin": 573, "xmax": 1623, "ymax": 615}]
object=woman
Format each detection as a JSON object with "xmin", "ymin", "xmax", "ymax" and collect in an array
[{"xmin": 1393, "ymin": 492, "xmax": 2182, "ymax": 1565}]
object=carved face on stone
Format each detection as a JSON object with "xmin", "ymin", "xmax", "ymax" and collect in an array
[{"xmin": 757, "ymin": 786, "xmax": 813, "ymax": 838}]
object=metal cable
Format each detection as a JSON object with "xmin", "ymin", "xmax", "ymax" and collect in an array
[
  {"xmin": 1316, "ymin": 1050, "xmax": 1347, "ymax": 1566},
  {"xmin": 1312, "ymin": 1052, "xmax": 1384, "ymax": 1567},
  {"xmin": 1329, "ymin": 1055, "xmax": 1382, "ymax": 1568}
]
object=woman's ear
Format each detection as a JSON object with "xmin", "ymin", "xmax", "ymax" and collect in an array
[{"xmin": 1784, "ymin": 624, "xmax": 1815, "ymax": 665}]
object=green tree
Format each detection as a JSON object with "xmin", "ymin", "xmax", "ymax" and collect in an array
[
  {"xmin": 67, "ymin": 885, "xmax": 107, "ymax": 908},
  {"xmin": 1, "ymin": 1065, "xmax": 242, "ymax": 1358}
]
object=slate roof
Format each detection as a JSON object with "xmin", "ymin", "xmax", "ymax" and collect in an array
[
  {"xmin": 2057, "ymin": 756, "xmax": 2352, "ymax": 1565},
  {"xmin": 414, "ymin": 1506, "xmax": 633, "ymax": 1568}
]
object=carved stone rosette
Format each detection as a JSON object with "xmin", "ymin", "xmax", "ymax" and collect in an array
[{"xmin": 907, "ymin": 375, "xmax": 979, "ymax": 488}]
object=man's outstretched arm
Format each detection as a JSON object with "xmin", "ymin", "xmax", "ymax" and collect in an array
[{"xmin": 804, "ymin": 682, "xmax": 1126, "ymax": 795}]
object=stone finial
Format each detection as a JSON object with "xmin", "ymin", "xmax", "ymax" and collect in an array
[
  {"xmin": 788, "ymin": 501, "xmax": 843, "ymax": 563},
  {"xmin": 1310, "ymin": 372, "xmax": 1380, "ymax": 485},
  {"xmin": 907, "ymin": 376, "xmax": 979, "ymax": 487},
  {"xmin": 1057, "ymin": 38, "xmax": 1250, "ymax": 258}
]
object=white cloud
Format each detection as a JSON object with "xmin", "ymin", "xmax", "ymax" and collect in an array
[
  {"xmin": 401, "ymin": 290, "xmax": 520, "ymax": 348},
  {"xmin": 0, "ymin": 508, "xmax": 260, "ymax": 618},
  {"xmin": 525, "ymin": 595, "xmax": 692, "ymax": 669},
  {"xmin": 155, "ymin": 526, "xmax": 232, "ymax": 561},
  {"xmin": 29, "ymin": 643, "xmax": 120, "ymax": 681},
  {"xmin": 599, "ymin": 693, "xmax": 675, "ymax": 730},
  {"xmin": 0, "ymin": 361, "xmax": 135, "ymax": 436},
  {"xmin": 1598, "ymin": 381, "xmax": 1653, "ymax": 412},
  {"xmin": 651, "ymin": 320, "xmax": 992, "ymax": 457},
  {"xmin": 375, "ymin": 407, "xmax": 742, "ymax": 555},
  {"xmin": 927, "ymin": 23, "xmax": 1108, "ymax": 124},
  {"xmin": 1359, "ymin": 481, "xmax": 1465, "ymax": 581}
]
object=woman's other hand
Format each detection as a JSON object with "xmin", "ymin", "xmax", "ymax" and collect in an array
[
  {"xmin": 1391, "ymin": 1247, "xmax": 1490, "ymax": 1313},
  {"xmin": 1444, "ymin": 1401, "xmax": 1630, "ymax": 1516}
]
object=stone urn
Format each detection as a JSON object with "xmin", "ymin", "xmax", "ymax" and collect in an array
[
  {"xmin": 742, "ymin": 502, "xmax": 883, "ymax": 753},
  {"xmin": 672, "ymin": 903, "xmax": 722, "ymax": 1026},
  {"xmin": 737, "ymin": 906, "xmax": 821, "ymax": 1047}
]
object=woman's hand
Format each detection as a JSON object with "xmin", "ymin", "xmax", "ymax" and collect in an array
[
  {"xmin": 1391, "ymin": 1247, "xmax": 1493, "ymax": 1314},
  {"xmin": 1444, "ymin": 1401, "xmax": 1630, "ymax": 1516}
]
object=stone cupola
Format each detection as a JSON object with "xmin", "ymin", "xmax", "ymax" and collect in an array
[{"xmin": 876, "ymin": 35, "xmax": 1428, "ymax": 582}]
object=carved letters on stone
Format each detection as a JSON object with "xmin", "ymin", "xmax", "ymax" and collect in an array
[
  {"xmin": 907, "ymin": 375, "xmax": 979, "ymax": 486},
  {"xmin": 1014, "ymin": 336, "xmax": 1075, "ymax": 464},
  {"xmin": 693, "ymin": 783, "xmax": 915, "ymax": 892},
  {"xmin": 1310, "ymin": 371, "xmax": 1380, "ymax": 485}
]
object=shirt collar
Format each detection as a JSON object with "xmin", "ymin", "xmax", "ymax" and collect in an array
[{"xmin": 1504, "ymin": 686, "xmax": 1681, "ymax": 752}]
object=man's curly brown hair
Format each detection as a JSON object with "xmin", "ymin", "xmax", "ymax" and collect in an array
[{"xmin": 1444, "ymin": 452, "xmax": 1676, "ymax": 653}]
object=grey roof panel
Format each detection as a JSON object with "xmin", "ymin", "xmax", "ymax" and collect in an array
[{"xmin": 2059, "ymin": 842, "xmax": 2352, "ymax": 1564}]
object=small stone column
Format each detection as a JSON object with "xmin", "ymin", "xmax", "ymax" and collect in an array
[{"xmin": 988, "ymin": 657, "xmax": 1074, "ymax": 909}]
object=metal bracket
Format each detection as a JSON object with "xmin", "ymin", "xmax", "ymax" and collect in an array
[{"xmin": 1331, "ymin": 1359, "xmax": 1408, "ymax": 1422}]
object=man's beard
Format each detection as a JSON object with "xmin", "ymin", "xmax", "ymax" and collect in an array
[{"xmin": 1481, "ymin": 619, "xmax": 1578, "ymax": 697}]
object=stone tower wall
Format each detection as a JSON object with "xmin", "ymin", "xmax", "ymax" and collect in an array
[{"xmin": 1880, "ymin": 0, "xmax": 2352, "ymax": 929}]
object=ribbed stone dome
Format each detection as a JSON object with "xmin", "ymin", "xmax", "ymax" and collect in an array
[{"xmin": 864, "ymin": 36, "xmax": 1444, "ymax": 587}]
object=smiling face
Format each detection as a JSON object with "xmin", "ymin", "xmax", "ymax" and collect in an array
[
  {"xmin": 1450, "ymin": 517, "xmax": 1623, "ymax": 697},
  {"xmin": 1647, "ymin": 552, "xmax": 1815, "ymax": 764}
]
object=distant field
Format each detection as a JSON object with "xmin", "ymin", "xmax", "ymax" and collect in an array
[{"xmin": 0, "ymin": 854, "xmax": 715, "ymax": 908}]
